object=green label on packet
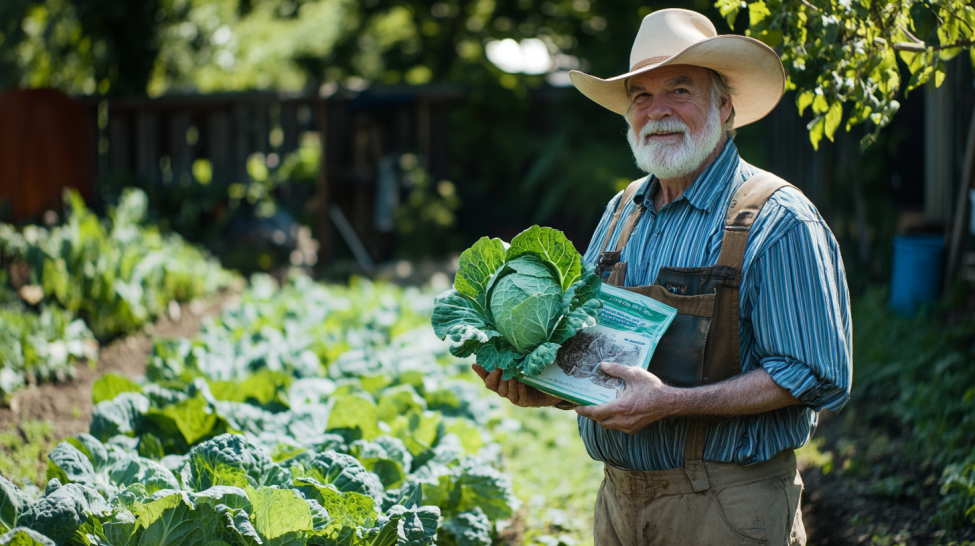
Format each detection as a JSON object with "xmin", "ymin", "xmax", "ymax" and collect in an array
[{"xmin": 597, "ymin": 284, "xmax": 677, "ymax": 344}]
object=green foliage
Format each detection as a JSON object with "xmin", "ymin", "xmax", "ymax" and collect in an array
[
  {"xmin": 0, "ymin": 305, "xmax": 97, "ymax": 400},
  {"xmin": 851, "ymin": 287, "xmax": 975, "ymax": 528},
  {"xmin": 432, "ymin": 226, "xmax": 601, "ymax": 380},
  {"xmin": 0, "ymin": 421, "xmax": 58, "ymax": 490},
  {"xmin": 716, "ymin": 0, "xmax": 975, "ymax": 148},
  {"xmin": 0, "ymin": 189, "xmax": 235, "ymax": 341},
  {"xmin": 0, "ymin": 273, "xmax": 522, "ymax": 544},
  {"xmin": 0, "ymin": 0, "xmax": 164, "ymax": 95},
  {"xmin": 393, "ymin": 155, "xmax": 463, "ymax": 260}
]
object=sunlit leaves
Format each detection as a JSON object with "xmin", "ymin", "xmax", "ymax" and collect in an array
[{"xmin": 721, "ymin": 0, "xmax": 975, "ymax": 149}]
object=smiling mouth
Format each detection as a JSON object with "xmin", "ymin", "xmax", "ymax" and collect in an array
[{"xmin": 643, "ymin": 132, "xmax": 683, "ymax": 143}]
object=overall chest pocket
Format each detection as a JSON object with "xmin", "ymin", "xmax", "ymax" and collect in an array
[{"xmin": 622, "ymin": 266, "xmax": 739, "ymax": 387}]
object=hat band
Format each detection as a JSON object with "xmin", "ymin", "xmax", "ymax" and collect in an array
[{"xmin": 629, "ymin": 55, "xmax": 671, "ymax": 72}]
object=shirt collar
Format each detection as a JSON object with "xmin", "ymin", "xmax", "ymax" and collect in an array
[{"xmin": 645, "ymin": 139, "xmax": 740, "ymax": 213}]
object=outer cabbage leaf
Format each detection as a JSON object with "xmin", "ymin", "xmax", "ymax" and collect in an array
[
  {"xmin": 438, "ymin": 508, "xmax": 491, "ymax": 546},
  {"xmin": 190, "ymin": 486, "xmax": 252, "ymax": 513},
  {"xmin": 0, "ymin": 477, "xmax": 33, "ymax": 534},
  {"xmin": 389, "ymin": 505, "xmax": 439, "ymax": 546},
  {"xmin": 244, "ymin": 486, "xmax": 312, "ymax": 544},
  {"xmin": 0, "ymin": 527, "xmax": 56, "ymax": 546},
  {"xmin": 326, "ymin": 395, "xmax": 381, "ymax": 440},
  {"xmin": 387, "ymin": 411, "xmax": 443, "ymax": 458},
  {"xmin": 46, "ymin": 442, "xmax": 97, "ymax": 490},
  {"xmin": 21, "ymin": 482, "xmax": 109, "ymax": 544},
  {"xmin": 90, "ymin": 393, "xmax": 149, "ymax": 441},
  {"xmin": 561, "ymin": 267, "xmax": 601, "ymax": 312},
  {"xmin": 293, "ymin": 478, "xmax": 376, "ymax": 537},
  {"xmin": 179, "ymin": 434, "xmax": 292, "ymax": 492},
  {"xmin": 376, "ymin": 387, "xmax": 426, "ymax": 424},
  {"xmin": 451, "ymin": 464, "xmax": 517, "ymax": 521},
  {"xmin": 300, "ymin": 452, "xmax": 384, "ymax": 504},
  {"xmin": 65, "ymin": 434, "xmax": 114, "ymax": 472},
  {"xmin": 521, "ymin": 343, "xmax": 561, "ymax": 377},
  {"xmin": 132, "ymin": 492, "xmax": 226, "ymax": 546},
  {"xmin": 453, "ymin": 237, "xmax": 506, "ymax": 307},
  {"xmin": 107, "ymin": 458, "xmax": 181, "ymax": 495},
  {"xmin": 47, "ymin": 437, "xmax": 175, "ymax": 499},
  {"xmin": 349, "ymin": 439, "xmax": 409, "ymax": 489},
  {"xmin": 506, "ymin": 226, "xmax": 583, "ymax": 291},
  {"xmin": 550, "ymin": 298, "xmax": 601, "ymax": 345},
  {"xmin": 143, "ymin": 394, "xmax": 224, "ymax": 447},
  {"xmin": 430, "ymin": 291, "xmax": 499, "ymax": 358},
  {"xmin": 91, "ymin": 374, "xmax": 143, "ymax": 405},
  {"xmin": 473, "ymin": 343, "xmax": 518, "ymax": 374}
]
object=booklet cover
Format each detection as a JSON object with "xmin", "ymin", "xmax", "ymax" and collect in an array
[{"xmin": 521, "ymin": 284, "xmax": 678, "ymax": 406}]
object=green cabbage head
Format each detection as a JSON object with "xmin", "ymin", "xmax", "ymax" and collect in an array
[{"xmin": 431, "ymin": 226, "xmax": 602, "ymax": 380}]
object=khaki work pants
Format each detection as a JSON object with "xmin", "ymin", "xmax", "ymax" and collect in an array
[{"xmin": 594, "ymin": 450, "xmax": 806, "ymax": 546}]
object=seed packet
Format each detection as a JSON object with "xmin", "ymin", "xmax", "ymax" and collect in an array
[{"xmin": 521, "ymin": 284, "xmax": 678, "ymax": 406}]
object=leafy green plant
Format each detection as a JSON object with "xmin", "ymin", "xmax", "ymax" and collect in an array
[
  {"xmin": 432, "ymin": 226, "xmax": 601, "ymax": 380},
  {"xmin": 5, "ymin": 272, "xmax": 519, "ymax": 544},
  {"xmin": 0, "ymin": 432, "xmax": 443, "ymax": 545},
  {"xmin": 715, "ymin": 0, "xmax": 975, "ymax": 149},
  {"xmin": 0, "ymin": 305, "xmax": 97, "ymax": 400},
  {"xmin": 851, "ymin": 287, "xmax": 975, "ymax": 529},
  {"xmin": 0, "ymin": 188, "xmax": 234, "ymax": 340}
]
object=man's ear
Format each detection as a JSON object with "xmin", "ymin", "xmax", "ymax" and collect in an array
[{"xmin": 720, "ymin": 95, "xmax": 734, "ymax": 125}]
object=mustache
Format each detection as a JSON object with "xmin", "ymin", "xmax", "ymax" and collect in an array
[{"xmin": 638, "ymin": 119, "xmax": 689, "ymax": 142}]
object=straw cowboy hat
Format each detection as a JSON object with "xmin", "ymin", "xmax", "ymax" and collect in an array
[{"xmin": 568, "ymin": 8, "xmax": 786, "ymax": 128}]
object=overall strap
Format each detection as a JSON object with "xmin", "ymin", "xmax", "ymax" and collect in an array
[
  {"xmin": 599, "ymin": 177, "xmax": 649, "ymax": 254},
  {"xmin": 716, "ymin": 172, "xmax": 794, "ymax": 269},
  {"xmin": 683, "ymin": 170, "xmax": 794, "ymax": 493}
]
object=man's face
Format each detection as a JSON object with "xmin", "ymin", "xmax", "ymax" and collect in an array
[{"xmin": 624, "ymin": 65, "xmax": 731, "ymax": 180}]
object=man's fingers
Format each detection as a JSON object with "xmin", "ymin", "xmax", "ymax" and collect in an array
[
  {"xmin": 472, "ymin": 363, "xmax": 489, "ymax": 381},
  {"xmin": 575, "ymin": 400, "xmax": 619, "ymax": 421},
  {"xmin": 507, "ymin": 380, "xmax": 523, "ymax": 405},
  {"xmin": 497, "ymin": 378, "xmax": 508, "ymax": 398},
  {"xmin": 599, "ymin": 361, "xmax": 646, "ymax": 382},
  {"xmin": 484, "ymin": 369, "xmax": 503, "ymax": 392}
]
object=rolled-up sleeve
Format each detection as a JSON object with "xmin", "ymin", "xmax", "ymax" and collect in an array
[{"xmin": 748, "ymin": 219, "xmax": 852, "ymax": 413}]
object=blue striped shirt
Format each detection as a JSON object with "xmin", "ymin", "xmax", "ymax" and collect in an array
[{"xmin": 578, "ymin": 140, "xmax": 852, "ymax": 471}]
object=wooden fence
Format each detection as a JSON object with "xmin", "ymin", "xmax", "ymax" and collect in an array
[{"xmin": 77, "ymin": 85, "xmax": 464, "ymax": 266}]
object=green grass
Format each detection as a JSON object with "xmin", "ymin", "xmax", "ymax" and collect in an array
[
  {"xmin": 499, "ymin": 406, "xmax": 604, "ymax": 546},
  {"xmin": 0, "ymin": 419, "xmax": 58, "ymax": 489}
]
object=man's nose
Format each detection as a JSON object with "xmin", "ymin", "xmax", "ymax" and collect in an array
[{"xmin": 646, "ymin": 99, "xmax": 673, "ymax": 121}]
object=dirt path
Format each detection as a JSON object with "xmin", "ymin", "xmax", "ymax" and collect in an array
[{"xmin": 0, "ymin": 294, "xmax": 234, "ymax": 440}]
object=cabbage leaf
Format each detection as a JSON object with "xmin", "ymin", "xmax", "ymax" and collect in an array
[{"xmin": 431, "ymin": 226, "xmax": 601, "ymax": 379}]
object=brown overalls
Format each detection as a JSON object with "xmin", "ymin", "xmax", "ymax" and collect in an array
[{"xmin": 591, "ymin": 172, "xmax": 806, "ymax": 545}]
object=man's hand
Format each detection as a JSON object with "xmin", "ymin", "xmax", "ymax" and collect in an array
[
  {"xmin": 472, "ymin": 363, "xmax": 561, "ymax": 408},
  {"xmin": 575, "ymin": 362, "xmax": 802, "ymax": 434},
  {"xmin": 574, "ymin": 362, "xmax": 677, "ymax": 434}
]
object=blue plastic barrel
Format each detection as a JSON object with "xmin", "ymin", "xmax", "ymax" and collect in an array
[{"xmin": 889, "ymin": 234, "xmax": 945, "ymax": 314}]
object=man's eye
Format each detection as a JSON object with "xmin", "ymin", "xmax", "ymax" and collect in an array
[{"xmin": 674, "ymin": 88, "xmax": 689, "ymax": 94}]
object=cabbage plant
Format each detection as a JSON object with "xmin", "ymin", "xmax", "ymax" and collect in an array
[{"xmin": 432, "ymin": 226, "xmax": 601, "ymax": 380}]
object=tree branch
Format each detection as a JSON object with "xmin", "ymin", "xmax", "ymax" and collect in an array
[{"xmin": 872, "ymin": 36, "xmax": 975, "ymax": 52}]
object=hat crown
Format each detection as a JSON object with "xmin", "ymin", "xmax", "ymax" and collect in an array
[{"xmin": 629, "ymin": 9, "xmax": 717, "ymax": 71}]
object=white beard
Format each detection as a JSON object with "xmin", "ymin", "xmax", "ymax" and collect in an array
[{"xmin": 627, "ymin": 99, "xmax": 722, "ymax": 180}]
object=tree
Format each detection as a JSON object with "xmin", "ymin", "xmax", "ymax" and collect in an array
[
  {"xmin": 716, "ymin": 0, "xmax": 975, "ymax": 289},
  {"xmin": 714, "ymin": 0, "xmax": 975, "ymax": 149}
]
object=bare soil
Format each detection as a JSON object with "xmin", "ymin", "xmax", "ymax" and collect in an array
[
  {"xmin": 0, "ymin": 294, "xmax": 235, "ymax": 440},
  {"xmin": 799, "ymin": 412, "xmax": 975, "ymax": 546}
]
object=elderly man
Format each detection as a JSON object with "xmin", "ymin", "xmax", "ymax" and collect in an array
[{"xmin": 472, "ymin": 8, "xmax": 852, "ymax": 546}]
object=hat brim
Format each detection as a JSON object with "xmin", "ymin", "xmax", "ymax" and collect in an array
[{"xmin": 569, "ymin": 35, "xmax": 786, "ymax": 129}]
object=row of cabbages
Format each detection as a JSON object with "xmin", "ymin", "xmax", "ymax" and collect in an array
[{"xmin": 0, "ymin": 275, "xmax": 518, "ymax": 545}]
